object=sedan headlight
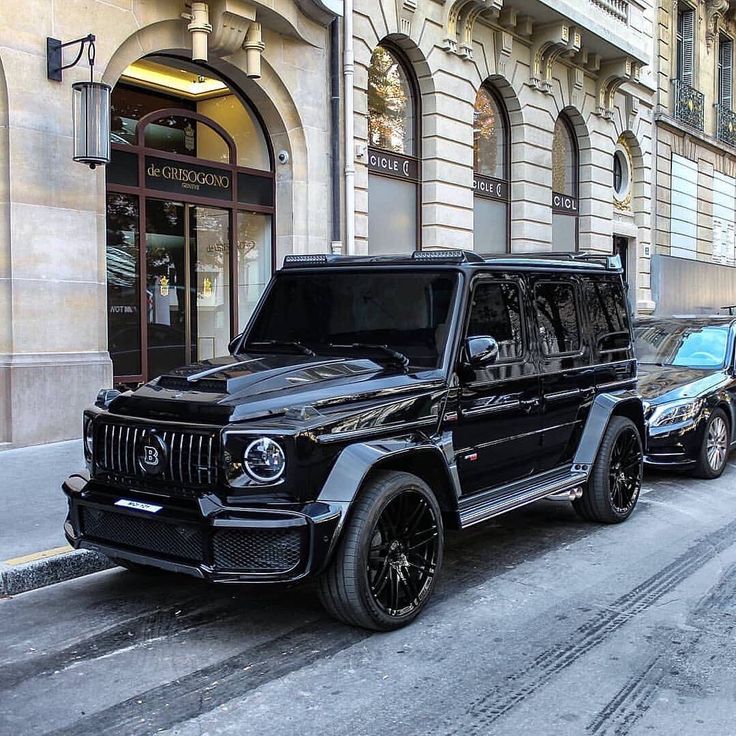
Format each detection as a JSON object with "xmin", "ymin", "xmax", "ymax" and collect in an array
[
  {"xmin": 648, "ymin": 398, "xmax": 705, "ymax": 427},
  {"xmin": 243, "ymin": 437, "xmax": 286, "ymax": 483}
]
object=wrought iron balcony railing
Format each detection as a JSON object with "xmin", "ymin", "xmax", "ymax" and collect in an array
[
  {"xmin": 589, "ymin": 0, "xmax": 628, "ymax": 23},
  {"xmin": 716, "ymin": 105, "xmax": 736, "ymax": 148},
  {"xmin": 672, "ymin": 79, "xmax": 705, "ymax": 132}
]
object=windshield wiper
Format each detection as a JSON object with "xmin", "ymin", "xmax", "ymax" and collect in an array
[
  {"xmin": 247, "ymin": 340, "xmax": 316, "ymax": 357},
  {"xmin": 327, "ymin": 342, "xmax": 410, "ymax": 369}
]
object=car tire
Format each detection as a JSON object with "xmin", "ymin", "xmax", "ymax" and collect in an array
[
  {"xmin": 318, "ymin": 471, "xmax": 444, "ymax": 631},
  {"xmin": 574, "ymin": 415, "xmax": 643, "ymax": 524},
  {"xmin": 692, "ymin": 408, "xmax": 730, "ymax": 480}
]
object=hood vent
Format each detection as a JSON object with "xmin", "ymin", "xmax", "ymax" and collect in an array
[{"xmin": 157, "ymin": 376, "xmax": 227, "ymax": 393}]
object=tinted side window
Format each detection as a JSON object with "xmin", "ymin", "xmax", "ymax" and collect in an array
[
  {"xmin": 467, "ymin": 281, "xmax": 523, "ymax": 361},
  {"xmin": 583, "ymin": 278, "xmax": 631, "ymax": 356},
  {"xmin": 534, "ymin": 282, "xmax": 581, "ymax": 355}
]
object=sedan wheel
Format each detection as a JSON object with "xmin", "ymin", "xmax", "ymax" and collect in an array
[{"xmin": 694, "ymin": 408, "xmax": 730, "ymax": 479}]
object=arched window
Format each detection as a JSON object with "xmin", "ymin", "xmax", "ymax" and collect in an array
[
  {"xmin": 473, "ymin": 85, "xmax": 509, "ymax": 252},
  {"xmin": 551, "ymin": 114, "xmax": 578, "ymax": 251},
  {"xmin": 367, "ymin": 44, "xmax": 419, "ymax": 253}
]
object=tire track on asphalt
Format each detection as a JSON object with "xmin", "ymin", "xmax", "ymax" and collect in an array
[
  {"xmin": 0, "ymin": 595, "xmax": 240, "ymax": 691},
  {"xmin": 587, "ymin": 561, "xmax": 736, "ymax": 735},
  {"xmin": 42, "ymin": 620, "xmax": 370, "ymax": 736},
  {"xmin": 441, "ymin": 516, "xmax": 736, "ymax": 736}
]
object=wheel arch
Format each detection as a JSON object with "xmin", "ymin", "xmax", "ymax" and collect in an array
[
  {"xmin": 573, "ymin": 392, "xmax": 645, "ymax": 468},
  {"xmin": 317, "ymin": 438, "xmax": 460, "ymax": 516}
]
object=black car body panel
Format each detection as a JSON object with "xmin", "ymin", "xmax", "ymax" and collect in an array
[
  {"xmin": 63, "ymin": 252, "xmax": 643, "ymax": 584},
  {"xmin": 635, "ymin": 317, "xmax": 736, "ymax": 467}
]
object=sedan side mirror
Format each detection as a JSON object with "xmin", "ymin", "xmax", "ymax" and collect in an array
[{"xmin": 465, "ymin": 336, "xmax": 499, "ymax": 367}]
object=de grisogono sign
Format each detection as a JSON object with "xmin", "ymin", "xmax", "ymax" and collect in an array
[{"xmin": 145, "ymin": 156, "xmax": 232, "ymax": 201}]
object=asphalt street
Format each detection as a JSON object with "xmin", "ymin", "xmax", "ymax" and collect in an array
[{"xmin": 2, "ymin": 464, "xmax": 736, "ymax": 736}]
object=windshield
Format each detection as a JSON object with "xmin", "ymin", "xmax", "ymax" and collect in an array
[
  {"xmin": 635, "ymin": 323, "xmax": 730, "ymax": 369},
  {"xmin": 244, "ymin": 270, "xmax": 459, "ymax": 369}
]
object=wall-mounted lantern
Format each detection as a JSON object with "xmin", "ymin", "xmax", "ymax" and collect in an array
[{"xmin": 47, "ymin": 34, "xmax": 111, "ymax": 169}]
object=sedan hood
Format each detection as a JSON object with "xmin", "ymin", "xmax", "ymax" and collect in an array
[{"xmin": 637, "ymin": 364, "xmax": 727, "ymax": 404}]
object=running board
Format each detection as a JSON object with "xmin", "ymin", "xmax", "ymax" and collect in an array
[{"xmin": 457, "ymin": 466, "xmax": 588, "ymax": 529}]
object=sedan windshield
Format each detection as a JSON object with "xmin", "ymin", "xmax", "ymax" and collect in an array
[
  {"xmin": 635, "ymin": 323, "xmax": 730, "ymax": 369},
  {"xmin": 244, "ymin": 270, "xmax": 459, "ymax": 369}
]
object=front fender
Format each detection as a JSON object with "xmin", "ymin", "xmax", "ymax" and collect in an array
[
  {"xmin": 573, "ymin": 391, "xmax": 645, "ymax": 468},
  {"xmin": 317, "ymin": 433, "xmax": 459, "ymax": 506}
]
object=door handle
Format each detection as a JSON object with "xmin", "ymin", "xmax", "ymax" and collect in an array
[{"xmin": 520, "ymin": 398, "xmax": 540, "ymax": 412}]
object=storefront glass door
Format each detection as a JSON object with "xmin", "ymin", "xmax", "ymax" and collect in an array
[{"xmin": 145, "ymin": 198, "xmax": 230, "ymax": 379}]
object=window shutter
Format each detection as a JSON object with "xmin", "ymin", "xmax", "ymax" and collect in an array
[
  {"xmin": 720, "ymin": 38, "xmax": 733, "ymax": 110},
  {"xmin": 680, "ymin": 8, "xmax": 695, "ymax": 87}
]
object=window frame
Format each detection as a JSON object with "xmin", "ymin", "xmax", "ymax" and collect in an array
[
  {"xmin": 367, "ymin": 41, "xmax": 422, "ymax": 251},
  {"xmin": 472, "ymin": 84, "xmax": 511, "ymax": 253},
  {"xmin": 532, "ymin": 279, "xmax": 584, "ymax": 359},
  {"xmin": 718, "ymin": 33, "xmax": 734, "ymax": 111},
  {"xmin": 463, "ymin": 275, "xmax": 528, "ymax": 367},
  {"xmin": 551, "ymin": 114, "xmax": 580, "ymax": 252},
  {"xmin": 677, "ymin": 5, "xmax": 695, "ymax": 87}
]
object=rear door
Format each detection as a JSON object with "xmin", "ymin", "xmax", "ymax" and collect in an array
[
  {"xmin": 453, "ymin": 274, "xmax": 542, "ymax": 493},
  {"xmin": 531, "ymin": 276, "xmax": 595, "ymax": 471}
]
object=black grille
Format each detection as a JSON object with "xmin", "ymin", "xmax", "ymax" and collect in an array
[
  {"xmin": 213, "ymin": 528, "xmax": 302, "ymax": 572},
  {"xmin": 81, "ymin": 508, "xmax": 204, "ymax": 562},
  {"xmin": 94, "ymin": 420, "xmax": 219, "ymax": 495}
]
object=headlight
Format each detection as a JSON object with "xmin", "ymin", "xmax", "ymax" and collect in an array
[
  {"xmin": 243, "ymin": 437, "xmax": 286, "ymax": 483},
  {"xmin": 648, "ymin": 398, "xmax": 704, "ymax": 427},
  {"xmin": 83, "ymin": 416, "xmax": 94, "ymax": 459}
]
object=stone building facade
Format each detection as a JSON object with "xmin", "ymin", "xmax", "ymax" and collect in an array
[
  {"xmin": 0, "ymin": 0, "xmax": 656, "ymax": 447},
  {"xmin": 652, "ymin": 0, "xmax": 736, "ymax": 313}
]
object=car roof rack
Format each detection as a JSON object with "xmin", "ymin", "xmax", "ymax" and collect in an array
[
  {"xmin": 281, "ymin": 250, "xmax": 622, "ymax": 270},
  {"xmin": 480, "ymin": 252, "xmax": 623, "ymax": 270}
]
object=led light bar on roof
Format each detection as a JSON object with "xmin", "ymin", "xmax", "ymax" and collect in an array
[
  {"xmin": 412, "ymin": 250, "xmax": 465, "ymax": 262},
  {"xmin": 282, "ymin": 254, "xmax": 329, "ymax": 268}
]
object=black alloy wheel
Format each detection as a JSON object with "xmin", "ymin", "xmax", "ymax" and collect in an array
[
  {"xmin": 608, "ymin": 426, "xmax": 643, "ymax": 514},
  {"xmin": 693, "ymin": 408, "xmax": 730, "ymax": 479},
  {"xmin": 318, "ymin": 471, "xmax": 444, "ymax": 631},
  {"xmin": 367, "ymin": 490, "xmax": 440, "ymax": 617},
  {"xmin": 574, "ymin": 415, "xmax": 643, "ymax": 523}
]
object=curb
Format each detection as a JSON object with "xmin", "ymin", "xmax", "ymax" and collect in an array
[{"xmin": 0, "ymin": 549, "xmax": 115, "ymax": 597}]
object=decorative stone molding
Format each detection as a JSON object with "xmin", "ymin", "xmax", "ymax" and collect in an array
[
  {"xmin": 705, "ymin": 0, "xmax": 731, "ymax": 50},
  {"xmin": 206, "ymin": 0, "xmax": 257, "ymax": 56},
  {"xmin": 568, "ymin": 66, "xmax": 585, "ymax": 109},
  {"xmin": 529, "ymin": 23, "xmax": 581, "ymax": 93},
  {"xmin": 594, "ymin": 57, "xmax": 640, "ymax": 119},
  {"xmin": 397, "ymin": 0, "xmax": 418, "ymax": 38},
  {"xmin": 495, "ymin": 29, "xmax": 513, "ymax": 76},
  {"xmin": 443, "ymin": 0, "xmax": 503, "ymax": 59}
]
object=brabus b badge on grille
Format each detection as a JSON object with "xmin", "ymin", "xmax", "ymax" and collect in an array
[{"xmin": 138, "ymin": 432, "xmax": 168, "ymax": 476}]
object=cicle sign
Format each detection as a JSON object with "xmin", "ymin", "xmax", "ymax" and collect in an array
[
  {"xmin": 145, "ymin": 156, "xmax": 233, "ymax": 201},
  {"xmin": 552, "ymin": 191, "xmax": 578, "ymax": 214},
  {"xmin": 474, "ymin": 174, "xmax": 508, "ymax": 201},
  {"xmin": 367, "ymin": 147, "xmax": 419, "ymax": 181}
]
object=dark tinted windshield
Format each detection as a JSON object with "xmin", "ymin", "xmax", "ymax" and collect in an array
[
  {"xmin": 245, "ymin": 270, "xmax": 459, "ymax": 368},
  {"xmin": 635, "ymin": 323, "xmax": 730, "ymax": 369}
]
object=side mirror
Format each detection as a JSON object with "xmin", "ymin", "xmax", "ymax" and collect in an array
[{"xmin": 465, "ymin": 336, "xmax": 499, "ymax": 367}]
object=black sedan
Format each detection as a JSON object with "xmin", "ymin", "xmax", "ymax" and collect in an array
[{"xmin": 634, "ymin": 316, "xmax": 736, "ymax": 478}]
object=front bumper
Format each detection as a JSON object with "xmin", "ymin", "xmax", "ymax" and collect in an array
[
  {"xmin": 62, "ymin": 473, "xmax": 346, "ymax": 583},
  {"xmin": 644, "ymin": 417, "xmax": 703, "ymax": 467}
]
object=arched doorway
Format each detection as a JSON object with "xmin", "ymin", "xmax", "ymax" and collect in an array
[{"xmin": 105, "ymin": 57, "xmax": 274, "ymax": 383}]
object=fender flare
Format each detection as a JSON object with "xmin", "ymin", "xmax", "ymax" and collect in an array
[
  {"xmin": 573, "ymin": 391, "xmax": 645, "ymax": 469},
  {"xmin": 316, "ymin": 434, "xmax": 460, "ymax": 506}
]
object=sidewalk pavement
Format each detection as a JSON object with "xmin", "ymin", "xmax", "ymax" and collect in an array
[{"xmin": 0, "ymin": 440, "xmax": 112, "ymax": 596}]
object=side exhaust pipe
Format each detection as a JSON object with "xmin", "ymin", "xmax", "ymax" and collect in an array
[{"xmin": 547, "ymin": 486, "xmax": 584, "ymax": 502}]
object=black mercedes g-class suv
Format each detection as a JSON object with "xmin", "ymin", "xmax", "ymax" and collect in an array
[{"xmin": 63, "ymin": 250, "xmax": 644, "ymax": 630}]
